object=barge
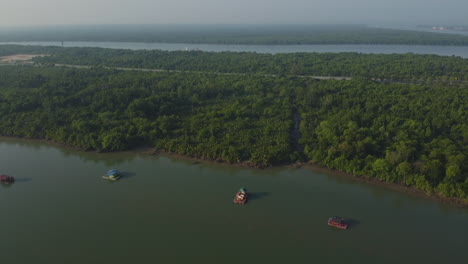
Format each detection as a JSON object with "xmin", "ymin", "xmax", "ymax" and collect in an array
[
  {"xmin": 328, "ymin": 216, "xmax": 348, "ymax": 229},
  {"xmin": 0, "ymin": 174, "xmax": 14, "ymax": 184}
]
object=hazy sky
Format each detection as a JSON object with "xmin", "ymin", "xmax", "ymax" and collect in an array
[{"xmin": 2, "ymin": 0, "xmax": 467, "ymax": 26}]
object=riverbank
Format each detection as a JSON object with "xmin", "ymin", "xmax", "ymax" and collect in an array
[
  {"xmin": 1, "ymin": 135, "xmax": 467, "ymax": 208},
  {"xmin": 300, "ymin": 162, "xmax": 468, "ymax": 208},
  {"xmin": 138, "ymin": 146, "xmax": 468, "ymax": 208}
]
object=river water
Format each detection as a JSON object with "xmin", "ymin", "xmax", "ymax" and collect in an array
[
  {"xmin": 1, "ymin": 138, "xmax": 467, "ymax": 263},
  {"xmin": 2, "ymin": 41, "xmax": 468, "ymax": 58}
]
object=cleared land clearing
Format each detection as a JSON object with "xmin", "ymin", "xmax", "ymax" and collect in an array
[{"xmin": 0, "ymin": 54, "xmax": 47, "ymax": 63}]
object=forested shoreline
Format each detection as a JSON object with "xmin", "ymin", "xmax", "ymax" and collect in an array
[
  {"xmin": 36, "ymin": 47, "xmax": 468, "ymax": 81},
  {"xmin": 0, "ymin": 45, "xmax": 467, "ymax": 202},
  {"xmin": 2, "ymin": 25, "xmax": 468, "ymax": 46},
  {"xmin": 2, "ymin": 44, "xmax": 467, "ymax": 81}
]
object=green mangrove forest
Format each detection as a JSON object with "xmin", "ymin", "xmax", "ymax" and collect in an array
[{"xmin": 0, "ymin": 45, "xmax": 467, "ymax": 202}]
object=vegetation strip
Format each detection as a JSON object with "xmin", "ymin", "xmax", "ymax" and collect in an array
[
  {"xmin": 0, "ymin": 45, "xmax": 466, "ymax": 204},
  {"xmin": 3, "ymin": 25, "xmax": 468, "ymax": 46}
]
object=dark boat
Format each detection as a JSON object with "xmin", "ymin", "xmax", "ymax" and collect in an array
[
  {"xmin": 0, "ymin": 174, "xmax": 15, "ymax": 184},
  {"xmin": 328, "ymin": 216, "xmax": 348, "ymax": 229},
  {"xmin": 233, "ymin": 187, "xmax": 249, "ymax": 204}
]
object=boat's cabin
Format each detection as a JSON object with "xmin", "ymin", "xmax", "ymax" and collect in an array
[
  {"xmin": 106, "ymin": 170, "xmax": 119, "ymax": 176},
  {"xmin": 330, "ymin": 217, "xmax": 344, "ymax": 224}
]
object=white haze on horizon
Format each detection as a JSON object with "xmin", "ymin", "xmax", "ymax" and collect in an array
[{"xmin": 2, "ymin": 0, "xmax": 467, "ymax": 26}]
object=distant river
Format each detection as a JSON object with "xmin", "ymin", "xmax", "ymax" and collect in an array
[
  {"xmin": 1, "ymin": 138, "xmax": 467, "ymax": 263},
  {"xmin": 2, "ymin": 41, "xmax": 468, "ymax": 58}
]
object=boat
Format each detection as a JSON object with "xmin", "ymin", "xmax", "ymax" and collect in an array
[
  {"xmin": 233, "ymin": 187, "xmax": 249, "ymax": 204},
  {"xmin": 328, "ymin": 216, "xmax": 348, "ymax": 229},
  {"xmin": 102, "ymin": 170, "xmax": 121, "ymax": 181},
  {"xmin": 0, "ymin": 174, "xmax": 15, "ymax": 184}
]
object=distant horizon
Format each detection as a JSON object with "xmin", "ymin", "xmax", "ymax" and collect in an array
[
  {"xmin": 2, "ymin": 0, "xmax": 467, "ymax": 26},
  {"xmin": 1, "ymin": 22, "xmax": 467, "ymax": 30}
]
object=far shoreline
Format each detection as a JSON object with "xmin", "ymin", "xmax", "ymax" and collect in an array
[{"xmin": 2, "ymin": 42, "xmax": 468, "ymax": 59}]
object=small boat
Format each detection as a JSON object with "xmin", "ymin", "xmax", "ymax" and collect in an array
[
  {"xmin": 0, "ymin": 174, "xmax": 15, "ymax": 184},
  {"xmin": 102, "ymin": 170, "xmax": 121, "ymax": 181},
  {"xmin": 233, "ymin": 187, "xmax": 249, "ymax": 204},
  {"xmin": 328, "ymin": 216, "xmax": 348, "ymax": 229}
]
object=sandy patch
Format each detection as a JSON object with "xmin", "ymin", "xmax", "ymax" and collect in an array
[{"xmin": 0, "ymin": 54, "xmax": 47, "ymax": 63}]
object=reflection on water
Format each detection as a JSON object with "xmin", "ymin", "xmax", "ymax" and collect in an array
[
  {"xmin": 247, "ymin": 191, "xmax": 270, "ymax": 201},
  {"xmin": 0, "ymin": 137, "xmax": 139, "ymax": 167},
  {"xmin": 10, "ymin": 178, "xmax": 32, "ymax": 183},
  {"xmin": 343, "ymin": 218, "xmax": 361, "ymax": 230},
  {"xmin": 0, "ymin": 183, "xmax": 13, "ymax": 189}
]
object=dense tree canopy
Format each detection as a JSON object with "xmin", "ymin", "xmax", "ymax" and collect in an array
[
  {"xmin": 30, "ymin": 46, "xmax": 468, "ymax": 82},
  {"xmin": 0, "ymin": 66, "xmax": 294, "ymax": 165},
  {"xmin": 296, "ymin": 80, "xmax": 467, "ymax": 199},
  {"xmin": 2, "ymin": 45, "xmax": 468, "ymax": 81},
  {"xmin": 0, "ymin": 46, "xmax": 467, "ymax": 202}
]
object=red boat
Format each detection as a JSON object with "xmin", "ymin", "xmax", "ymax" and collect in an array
[
  {"xmin": 233, "ymin": 187, "xmax": 249, "ymax": 204},
  {"xmin": 0, "ymin": 174, "xmax": 15, "ymax": 184},
  {"xmin": 328, "ymin": 216, "xmax": 348, "ymax": 229}
]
